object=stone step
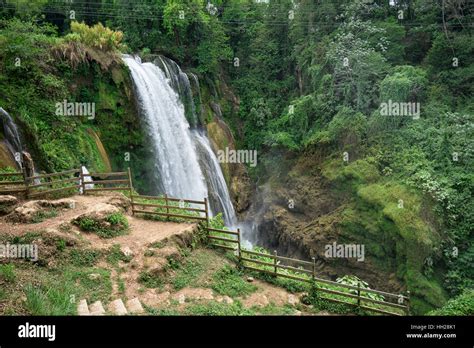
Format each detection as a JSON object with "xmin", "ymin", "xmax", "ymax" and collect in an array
[
  {"xmin": 89, "ymin": 301, "xmax": 106, "ymax": 316},
  {"xmin": 126, "ymin": 298, "xmax": 145, "ymax": 314},
  {"xmin": 108, "ymin": 299, "xmax": 128, "ymax": 316},
  {"xmin": 77, "ymin": 299, "xmax": 90, "ymax": 316}
]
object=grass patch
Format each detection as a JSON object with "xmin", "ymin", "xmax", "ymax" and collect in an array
[
  {"xmin": 256, "ymin": 303, "xmax": 297, "ymax": 315},
  {"xmin": 106, "ymin": 244, "xmax": 132, "ymax": 266},
  {"xmin": 0, "ymin": 264, "xmax": 16, "ymax": 283},
  {"xmin": 30, "ymin": 209, "xmax": 58, "ymax": 224},
  {"xmin": 74, "ymin": 212, "xmax": 129, "ymax": 238},
  {"xmin": 9, "ymin": 232, "xmax": 42, "ymax": 245},
  {"xmin": 172, "ymin": 260, "xmax": 205, "ymax": 290},
  {"xmin": 143, "ymin": 304, "xmax": 181, "ymax": 316},
  {"xmin": 211, "ymin": 265, "xmax": 257, "ymax": 297},
  {"xmin": 185, "ymin": 301, "xmax": 255, "ymax": 316},
  {"xmin": 138, "ymin": 271, "xmax": 163, "ymax": 289},
  {"xmin": 24, "ymin": 281, "xmax": 76, "ymax": 315},
  {"xmin": 63, "ymin": 267, "xmax": 112, "ymax": 303},
  {"xmin": 69, "ymin": 249, "xmax": 101, "ymax": 267}
]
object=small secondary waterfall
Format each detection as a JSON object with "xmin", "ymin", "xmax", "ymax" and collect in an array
[
  {"xmin": 0, "ymin": 107, "xmax": 23, "ymax": 167},
  {"xmin": 124, "ymin": 55, "xmax": 237, "ymax": 224},
  {"xmin": 193, "ymin": 130, "xmax": 236, "ymax": 225}
]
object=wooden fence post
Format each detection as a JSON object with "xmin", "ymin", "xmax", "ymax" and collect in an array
[
  {"xmin": 204, "ymin": 197, "xmax": 209, "ymax": 228},
  {"xmin": 406, "ymin": 290, "xmax": 411, "ymax": 316},
  {"xmin": 312, "ymin": 257, "xmax": 316, "ymax": 281},
  {"xmin": 22, "ymin": 166, "xmax": 30, "ymax": 199},
  {"xmin": 273, "ymin": 250, "xmax": 278, "ymax": 275},
  {"xmin": 127, "ymin": 167, "xmax": 134, "ymax": 215},
  {"xmin": 165, "ymin": 194, "xmax": 169, "ymax": 220},
  {"xmin": 237, "ymin": 228, "xmax": 242, "ymax": 262},
  {"xmin": 357, "ymin": 282, "xmax": 361, "ymax": 308}
]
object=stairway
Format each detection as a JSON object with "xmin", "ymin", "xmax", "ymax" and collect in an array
[{"xmin": 77, "ymin": 297, "xmax": 145, "ymax": 316}]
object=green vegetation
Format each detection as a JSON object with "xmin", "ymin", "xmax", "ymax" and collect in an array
[
  {"xmin": 211, "ymin": 265, "xmax": 257, "ymax": 297},
  {"xmin": 0, "ymin": 264, "xmax": 16, "ymax": 283},
  {"xmin": 0, "ymin": 0, "xmax": 472, "ymax": 316},
  {"xmin": 428, "ymin": 289, "xmax": 474, "ymax": 316},
  {"xmin": 106, "ymin": 244, "xmax": 132, "ymax": 266},
  {"xmin": 25, "ymin": 282, "xmax": 76, "ymax": 316},
  {"xmin": 73, "ymin": 212, "xmax": 129, "ymax": 238},
  {"xmin": 30, "ymin": 208, "xmax": 58, "ymax": 224},
  {"xmin": 69, "ymin": 249, "xmax": 101, "ymax": 267}
]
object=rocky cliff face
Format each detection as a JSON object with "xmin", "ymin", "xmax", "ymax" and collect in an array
[{"xmin": 247, "ymin": 151, "xmax": 406, "ymax": 295}]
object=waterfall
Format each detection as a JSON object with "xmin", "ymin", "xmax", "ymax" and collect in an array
[
  {"xmin": 0, "ymin": 107, "xmax": 23, "ymax": 167},
  {"xmin": 124, "ymin": 55, "xmax": 237, "ymax": 225}
]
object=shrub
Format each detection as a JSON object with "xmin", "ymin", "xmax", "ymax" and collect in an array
[
  {"xmin": 211, "ymin": 265, "xmax": 257, "ymax": 297},
  {"xmin": 74, "ymin": 212, "xmax": 128, "ymax": 238},
  {"xmin": 0, "ymin": 264, "xmax": 16, "ymax": 283},
  {"xmin": 428, "ymin": 289, "xmax": 474, "ymax": 316}
]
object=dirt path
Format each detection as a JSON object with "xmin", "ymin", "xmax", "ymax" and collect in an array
[{"xmin": 0, "ymin": 194, "xmax": 196, "ymax": 245}]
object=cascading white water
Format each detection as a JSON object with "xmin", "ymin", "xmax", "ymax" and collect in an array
[
  {"xmin": 79, "ymin": 166, "xmax": 94, "ymax": 193},
  {"xmin": 0, "ymin": 107, "xmax": 23, "ymax": 167},
  {"xmin": 124, "ymin": 55, "xmax": 237, "ymax": 226},
  {"xmin": 124, "ymin": 55, "xmax": 208, "ymax": 201},
  {"xmin": 193, "ymin": 130, "xmax": 236, "ymax": 225}
]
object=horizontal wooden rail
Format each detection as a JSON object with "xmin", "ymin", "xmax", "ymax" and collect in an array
[
  {"xmin": 0, "ymin": 180, "xmax": 25, "ymax": 186},
  {"xmin": 88, "ymin": 172, "xmax": 127, "ymax": 177},
  {"xmin": 0, "ymin": 172, "xmax": 23, "ymax": 177},
  {"xmin": 27, "ymin": 169, "xmax": 79, "ymax": 180},
  {"xmin": 166, "ymin": 196, "xmax": 206, "ymax": 205},
  {"xmin": 132, "ymin": 195, "xmax": 206, "ymax": 206},
  {"xmin": 0, "ymin": 188, "xmax": 26, "ymax": 193},
  {"xmin": 132, "ymin": 209, "xmax": 207, "ymax": 221},
  {"xmin": 207, "ymin": 227, "xmax": 240, "ymax": 235},
  {"xmin": 132, "ymin": 202, "xmax": 206, "ymax": 213},
  {"xmin": 277, "ymin": 263, "xmax": 313, "ymax": 274},
  {"xmin": 210, "ymin": 243, "xmax": 237, "ymax": 251},
  {"xmin": 241, "ymin": 257, "xmax": 274, "ymax": 267},
  {"xmin": 86, "ymin": 179, "xmax": 129, "ymax": 185},
  {"xmin": 241, "ymin": 249, "xmax": 276, "ymax": 259},
  {"xmin": 28, "ymin": 177, "xmax": 78, "ymax": 189},
  {"xmin": 208, "ymin": 235, "xmax": 238, "ymax": 244},
  {"xmin": 28, "ymin": 185, "xmax": 80, "ymax": 198},
  {"xmin": 276, "ymin": 254, "xmax": 313, "ymax": 266},
  {"xmin": 84, "ymin": 187, "xmax": 130, "ymax": 192}
]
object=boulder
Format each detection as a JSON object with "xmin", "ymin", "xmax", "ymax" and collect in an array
[
  {"xmin": 72, "ymin": 203, "xmax": 126, "ymax": 237},
  {"xmin": 7, "ymin": 199, "xmax": 76, "ymax": 223},
  {"xmin": 0, "ymin": 195, "xmax": 18, "ymax": 215},
  {"xmin": 108, "ymin": 299, "xmax": 128, "ymax": 315},
  {"xmin": 126, "ymin": 298, "xmax": 144, "ymax": 314}
]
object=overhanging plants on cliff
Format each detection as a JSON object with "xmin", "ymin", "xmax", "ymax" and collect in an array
[{"xmin": 52, "ymin": 22, "xmax": 126, "ymax": 71}]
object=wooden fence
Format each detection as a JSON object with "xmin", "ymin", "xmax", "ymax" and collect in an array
[
  {"xmin": 207, "ymin": 227, "xmax": 410, "ymax": 316},
  {"xmin": 82, "ymin": 168, "xmax": 133, "ymax": 196},
  {"xmin": 0, "ymin": 167, "xmax": 133, "ymax": 199},
  {"xmin": 131, "ymin": 194, "xmax": 209, "ymax": 222},
  {"xmin": 0, "ymin": 171, "xmax": 27, "ymax": 195},
  {"xmin": 26, "ymin": 168, "xmax": 81, "ymax": 198}
]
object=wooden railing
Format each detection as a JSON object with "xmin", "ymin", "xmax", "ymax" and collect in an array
[
  {"xmin": 26, "ymin": 168, "xmax": 81, "ymax": 198},
  {"xmin": 0, "ymin": 167, "xmax": 133, "ymax": 199},
  {"xmin": 131, "ymin": 194, "xmax": 209, "ymax": 222},
  {"xmin": 0, "ymin": 171, "xmax": 26, "ymax": 195},
  {"xmin": 207, "ymin": 227, "xmax": 410, "ymax": 316},
  {"xmin": 82, "ymin": 168, "xmax": 133, "ymax": 196}
]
